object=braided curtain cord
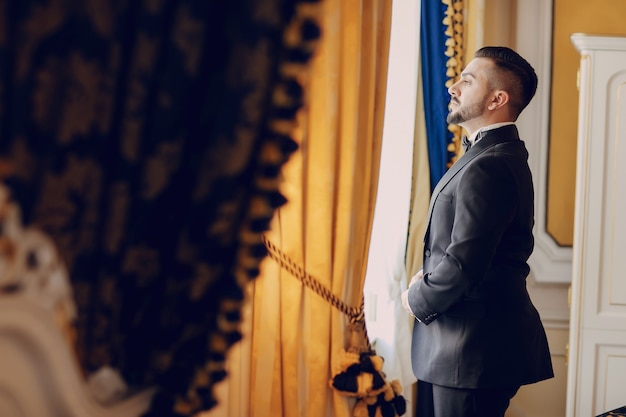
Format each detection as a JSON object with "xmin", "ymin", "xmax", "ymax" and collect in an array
[
  {"xmin": 262, "ymin": 240, "xmax": 410, "ymax": 415},
  {"xmin": 262, "ymin": 235, "xmax": 370, "ymax": 352}
]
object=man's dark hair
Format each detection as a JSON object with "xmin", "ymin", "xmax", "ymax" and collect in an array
[{"xmin": 474, "ymin": 46, "xmax": 538, "ymax": 119}]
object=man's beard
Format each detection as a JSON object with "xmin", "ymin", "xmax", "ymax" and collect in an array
[{"xmin": 446, "ymin": 98, "xmax": 487, "ymax": 125}]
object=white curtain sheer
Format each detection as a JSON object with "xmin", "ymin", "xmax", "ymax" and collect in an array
[{"xmin": 362, "ymin": 0, "xmax": 422, "ymax": 410}]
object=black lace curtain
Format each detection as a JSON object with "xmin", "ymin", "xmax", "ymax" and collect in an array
[{"xmin": 0, "ymin": 0, "xmax": 320, "ymax": 415}]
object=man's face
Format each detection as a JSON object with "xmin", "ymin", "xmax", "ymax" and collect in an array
[{"xmin": 446, "ymin": 57, "xmax": 493, "ymax": 126}]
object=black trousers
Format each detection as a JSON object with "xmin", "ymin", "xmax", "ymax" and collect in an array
[{"xmin": 416, "ymin": 380, "xmax": 520, "ymax": 417}]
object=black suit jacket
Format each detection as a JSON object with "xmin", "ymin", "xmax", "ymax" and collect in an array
[{"xmin": 408, "ymin": 125, "xmax": 554, "ymax": 388}]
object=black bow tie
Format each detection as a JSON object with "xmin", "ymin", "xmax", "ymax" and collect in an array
[{"xmin": 462, "ymin": 135, "xmax": 471, "ymax": 152}]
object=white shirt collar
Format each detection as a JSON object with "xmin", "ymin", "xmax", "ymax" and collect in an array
[{"xmin": 468, "ymin": 122, "xmax": 515, "ymax": 146}]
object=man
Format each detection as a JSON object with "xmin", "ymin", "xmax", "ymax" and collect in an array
[{"xmin": 401, "ymin": 46, "xmax": 554, "ymax": 417}]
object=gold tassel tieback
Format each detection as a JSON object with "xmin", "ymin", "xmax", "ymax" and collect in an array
[{"xmin": 262, "ymin": 235, "xmax": 407, "ymax": 416}]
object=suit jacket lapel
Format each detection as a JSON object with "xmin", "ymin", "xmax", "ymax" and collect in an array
[{"xmin": 422, "ymin": 125, "xmax": 521, "ymax": 243}]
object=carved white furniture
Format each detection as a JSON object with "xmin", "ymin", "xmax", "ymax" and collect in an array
[
  {"xmin": 0, "ymin": 186, "xmax": 153, "ymax": 417},
  {"xmin": 0, "ymin": 297, "xmax": 153, "ymax": 417},
  {"xmin": 567, "ymin": 34, "xmax": 626, "ymax": 417}
]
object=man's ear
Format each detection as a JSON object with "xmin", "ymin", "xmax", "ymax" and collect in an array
[{"xmin": 488, "ymin": 90, "xmax": 510, "ymax": 111}]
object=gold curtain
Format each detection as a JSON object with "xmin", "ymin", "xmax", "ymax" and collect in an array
[{"xmin": 248, "ymin": 0, "xmax": 392, "ymax": 415}]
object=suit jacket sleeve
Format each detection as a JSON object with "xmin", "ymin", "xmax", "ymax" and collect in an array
[{"xmin": 408, "ymin": 152, "xmax": 519, "ymax": 324}]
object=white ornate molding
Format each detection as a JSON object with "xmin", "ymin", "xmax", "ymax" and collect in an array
[
  {"xmin": 515, "ymin": 0, "xmax": 573, "ymax": 284},
  {"xmin": 571, "ymin": 33, "xmax": 626, "ymax": 51},
  {"xmin": 0, "ymin": 185, "xmax": 77, "ymax": 315}
]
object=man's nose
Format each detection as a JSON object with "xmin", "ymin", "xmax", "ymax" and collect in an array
[{"xmin": 448, "ymin": 84, "xmax": 457, "ymax": 96}]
